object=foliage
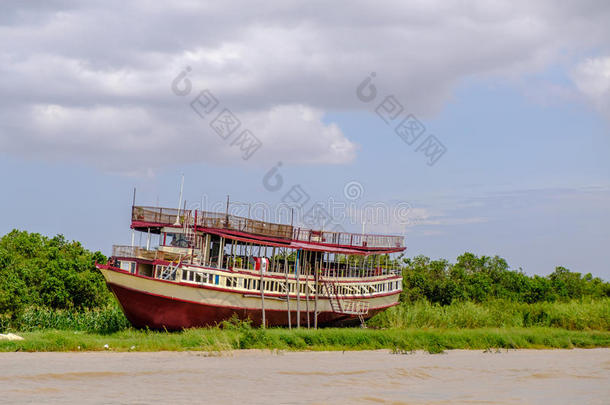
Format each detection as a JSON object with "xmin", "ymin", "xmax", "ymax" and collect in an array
[
  {"xmin": 0, "ymin": 230, "xmax": 110, "ymax": 316},
  {"xmin": 1, "ymin": 230, "xmax": 608, "ymax": 339},
  {"xmin": 400, "ymin": 253, "xmax": 609, "ymax": 305}
]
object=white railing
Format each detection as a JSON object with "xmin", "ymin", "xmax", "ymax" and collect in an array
[
  {"xmin": 175, "ymin": 266, "xmax": 401, "ymax": 298},
  {"xmin": 292, "ymin": 228, "xmax": 404, "ymax": 249}
]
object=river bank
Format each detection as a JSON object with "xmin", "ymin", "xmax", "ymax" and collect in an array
[{"xmin": 1, "ymin": 327, "xmax": 608, "ymax": 352}]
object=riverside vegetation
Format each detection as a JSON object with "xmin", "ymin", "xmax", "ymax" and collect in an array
[{"xmin": 1, "ymin": 230, "xmax": 608, "ymax": 352}]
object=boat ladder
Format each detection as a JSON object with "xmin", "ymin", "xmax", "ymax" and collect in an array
[
  {"xmin": 320, "ymin": 279, "xmax": 370, "ymax": 319},
  {"xmin": 160, "ymin": 258, "xmax": 182, "ymax": 280},
  {"xmin": 182, "ymin": 212, "xmax": 197, "ymax": 247}
]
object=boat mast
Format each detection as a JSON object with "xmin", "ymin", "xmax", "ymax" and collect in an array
[
  {"xmin": 174, "ymin": 174, "xmax": 184, "ymax": 226},
  {"xmin": 131, "ymin": 187, "xmax": 136, "ymax": 247},
  {"xmin": 225, "ymin": 195, "xmax": 230, "ymax": 228}
]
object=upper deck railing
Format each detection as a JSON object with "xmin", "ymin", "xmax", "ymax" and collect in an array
[
  {"xmin": 131, "ymin": 206, "xmax": 404, "ymax": 250},
  {"xmin": 112, "ymin": 245, "xmax": 183, "ymax": 262},
  {"xmin": 111, "ymin": 245, "xmax": 402, "ymax": 280}
]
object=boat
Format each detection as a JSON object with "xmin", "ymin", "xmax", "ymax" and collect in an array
[{"xmin": 96, "ymin": 201, "xmax": 405, "ymax": 330}]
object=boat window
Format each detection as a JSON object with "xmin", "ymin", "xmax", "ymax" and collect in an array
[
  {"xmin": 226, "ymin": 277, "xmax": 236, "ymax": 288},
  {"xmin": 166, "ymin": 233, "xmax": 190, "ymax": 248}
]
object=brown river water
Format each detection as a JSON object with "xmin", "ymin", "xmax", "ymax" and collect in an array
[{"xmin": 0, "ymin": 349, "xmax": 608, "ymax": 404}]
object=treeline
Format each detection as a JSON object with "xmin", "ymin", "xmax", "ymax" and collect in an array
[
  {"xmin": 400, "ymin": 253, "xmax": 609, "ymax": 305},
  {"xmin": 0, "ymin": 230, "xmax": 111, "ymax": 315},
  {"xmin": 0, "ymin": 230, "xmax": 608, "ymax": 318}
]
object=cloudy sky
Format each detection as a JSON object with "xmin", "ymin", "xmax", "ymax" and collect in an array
[{"xmin": 1, "ymin": 1, "xmax": 609, "ymax": 277}]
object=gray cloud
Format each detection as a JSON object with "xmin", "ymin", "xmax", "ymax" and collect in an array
[{"xmin": 1, "ymin": 0, "xmax": 609, "ymax": 172}]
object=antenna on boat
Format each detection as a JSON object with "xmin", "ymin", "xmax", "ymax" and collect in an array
[
  {"xmin": 131, "ymin": 187, "xmax": 136, "ymax": 247},
  {"xmin": 174, "ymin": 174, "xmax": 184, "ymax": 226},
  {"xmin": 225, "ymin": 195, "xmax": 230, "ymax": 227},
  {"xmin": 361, "ymin": 210, "xmax": 366, "ymax": 235}
]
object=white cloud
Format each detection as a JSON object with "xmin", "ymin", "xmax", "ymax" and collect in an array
[
  {"xmin": 1, "ymin": 0, "xmax": 609, "ymax": 173},
  {"xmin": 1, "ymin": 102, "xmax": 353, "ymax": 173},
  {"xmin": 240, "ymin": 105, "xmax": 356, "ymax": 164},
  {"xmin": 572, "ymin": 57, "xmax": 610, "ymax": 121}
]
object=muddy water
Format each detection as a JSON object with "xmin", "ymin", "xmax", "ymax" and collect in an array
[{"xmin": 1, "ymin": 349, "xmax": 608, "ymax": 404}]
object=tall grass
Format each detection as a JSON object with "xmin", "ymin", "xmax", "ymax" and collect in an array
[
  {"xmin": 2, "ymin": 298, "xmax": 607, "ymax": 336},
  {"xmin": 1, "ymin": 303, "xmax": 130, "ymax": 334},
  {"xmin": 368, "ymin": 298, "xmax": 610, "ymax": 331},
  {"xmin": 2, "ymin": 301, "xmax": 609, "ymax": 352}
]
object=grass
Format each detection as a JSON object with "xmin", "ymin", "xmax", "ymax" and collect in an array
[
  {"xmin": 2, "ymin": 298, "xmax": 607, "ymax": 335},
  {"xmin": 1, "ymin": 327, "xmax": 609, "ymax": 353},
  {"xmin": 1, "ymin": 299, "xmax": 608, "ymax": 352},
  {"xmin": 368, "ymin": 298, "xmax": 610, "ymax": 331},
  {"xmin": 0, "ymin": 303, "xmax": 130, "ymax": 334}
]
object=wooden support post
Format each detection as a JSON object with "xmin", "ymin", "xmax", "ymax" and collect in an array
[
  {"xmin": 230, "ymin": 239, "xmax": 236, "ymax": 270},
  {"xmin": 202, "ymin": 234, "xmax": 211, "ymax": 265},
  {"xmin": 271, "ymin": 247, "xmax": 276, "ymax": 273},
  {"xmin": 305, "ymin": 250, "xmax": 310, "ymax": 329},
  {"xmin": 260, "ymin": 255, "xmax": 265, "ymax": 329},
  {"xmin": 217, "ymin": 237, "xmax": 225, "ymax": 269},
  {"xmin": 314, "ymin": 252, "xmax": 319, "ymax": 329},
  {"xmin": 296, "ymin": 249, "xmax": 301, "ymax": 328},
  {"xmin": 284, "ymin": 249, "xmax": 291, "ymax": 329}
]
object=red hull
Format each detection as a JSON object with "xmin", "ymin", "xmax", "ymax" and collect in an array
[{"xmin": 108, "ymin": 282, "xmax": 386, "ymax": 330}]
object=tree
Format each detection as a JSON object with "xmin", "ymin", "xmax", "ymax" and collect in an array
[{"xmin": 0, "ymin": 230, "xmax": 111, "ymax": 315}]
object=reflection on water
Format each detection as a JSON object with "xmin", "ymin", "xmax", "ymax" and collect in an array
[{"xmin": 0, "ymin": 349, "xmax": 608, "ymax": 404}]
